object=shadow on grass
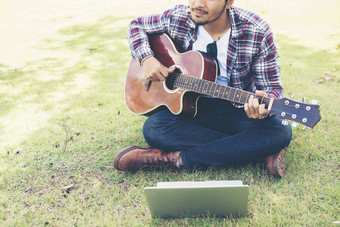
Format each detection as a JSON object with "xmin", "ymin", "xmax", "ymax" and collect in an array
[{"xmin": 0, "ymin": 16, "xmax": 132, "ymax": 148}]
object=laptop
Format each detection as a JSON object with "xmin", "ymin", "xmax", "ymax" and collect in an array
[{"xmin": 144, "ymin": 180, "xmax": 249, "ymax": 218}]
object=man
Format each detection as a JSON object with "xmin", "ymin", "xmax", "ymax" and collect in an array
[{"xmin": 114, "ymin": 0, "xmax": 292, "ymax": 177}]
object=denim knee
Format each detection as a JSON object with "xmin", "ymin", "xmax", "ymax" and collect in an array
[
  {"xmin": 273, "ymin": 118, "xmax": 293, "ymax": 149},
  {"xmin": 143, "ymin": 115, "xmax": 159, "ymax": 146},
  {"xmin": 142, "ymin": 110, "xmax": 177, "ymax": 148},
  {"xmin": 282, "ymin": 122, "xmax": 293, "ymax": 147}
]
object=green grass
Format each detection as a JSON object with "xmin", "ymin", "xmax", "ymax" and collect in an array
[{"xmin": 0, "ymin": 9, "xmax": 339, "ymax": 227}]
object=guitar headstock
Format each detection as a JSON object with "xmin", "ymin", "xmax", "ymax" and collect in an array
[{"xmin": 271, "ymin": 97, "xmax": 321, "ymax": 128}]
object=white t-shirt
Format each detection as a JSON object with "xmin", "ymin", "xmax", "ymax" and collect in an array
[{"xmin": 192, "ymin": 26, "xmax": 231, "ymax": 86}]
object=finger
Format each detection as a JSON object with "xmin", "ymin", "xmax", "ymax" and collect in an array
[
  {"xmin": 158, "ymin": 68, "xmax": 169, "ymax": 81},
  {"xmin": 150, "ymin": 73, "xmax": 162, "ymax": 82},
  {"xmin": 255, "ymin": 90, "xmax": 268, "ymax": 98},
  {"xmin": 149, "ymin": 67, "xmax": 166, "ymax": 81},
  {"xmin": 149, "ymin": 72, "xmax": 160, "ymax": 82},
  {"xmin": 168, "ymin": 67, "xmax": 176, "ymax": 73},
  {"xmin": 244, "ymin": 103, "xmax": 251, "ymax": 118},
  {"xmin": 144, "ymin": 69, "xmax": 156, "ymax": 81},
  {"xmin": 248, "ymin": 95, "xmax": 256, "ymax": 117},
  {"xmin": 252, "ymin": 97, "xmax": 260, "ymax": 118},
  {"xmin": 259, "ymin": 104, "xmax": 269, "ymax": 117},
  {"xmin": 155, "ymin": 72, "xmax": 165, "ymax": 81},
  {"xmin": 151, "ymin": 66, "xmax": 170, "ymax": 82}
]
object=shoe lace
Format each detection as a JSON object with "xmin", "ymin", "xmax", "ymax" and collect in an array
[{"xmin": 142, "ymin": 152, "xmax": 176, "ymax": 169}]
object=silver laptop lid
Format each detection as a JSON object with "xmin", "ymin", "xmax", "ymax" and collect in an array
[{"xmin": 144, "ymin": 181, "xmax": 249, "ymax": 218}]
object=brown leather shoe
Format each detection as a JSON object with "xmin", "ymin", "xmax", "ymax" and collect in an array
[
  {"xmin": 266, "ymin": 150, "xmax": 286, "ymax": 178},
  {"xmin": 114, "ymin": 146, "xmax": 179, "ymax": 172}
]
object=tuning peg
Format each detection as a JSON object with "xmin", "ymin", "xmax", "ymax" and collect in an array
[
  {"xmin": 302, "ymin": 98, "xmax": 306, "ymax": 103},
  {"xmin": 311, "ymin": 100, "xmax": 318, "ymax": 105},
  {"xmin": 281, "ymin": 120, "xmax": 289, "ymax": 126},
  {"xmin": 291, "ymin": 94, "xmax": 295, "ymax": 99},
  {"xmin": 292, "ymin": 122, "xmax": 299, "ymax": 128}
]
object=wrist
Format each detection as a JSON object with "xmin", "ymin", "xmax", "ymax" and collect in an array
[{"xmin": 141, "ymin": 55, "xmax": 154, "ymax": 66}]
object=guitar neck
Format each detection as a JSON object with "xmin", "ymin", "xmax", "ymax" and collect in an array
[{"xmin": 172, "ymin": 74, "xmax": 271, "ymax": 106}]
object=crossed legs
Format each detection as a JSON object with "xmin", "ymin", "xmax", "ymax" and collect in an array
[{"xmin": 143, "ymin": 97, "xmax": 292, "ymax": 172}]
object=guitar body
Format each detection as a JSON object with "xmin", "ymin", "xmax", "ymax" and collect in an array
[{"xmin": 125, "ymin": 33, "xmax": 218, "ymax": 117}]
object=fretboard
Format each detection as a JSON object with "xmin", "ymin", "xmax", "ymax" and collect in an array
[{"xmin": 170, "ymin": 74, "xmax": 270, "ymax": 106}]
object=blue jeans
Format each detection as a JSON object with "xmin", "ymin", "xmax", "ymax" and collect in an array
[{"xmin": 143, "ymin": 97, "xmax": 292, "ymax": 172}]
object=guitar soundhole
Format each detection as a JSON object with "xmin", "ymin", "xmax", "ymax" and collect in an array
[{"xmin": 165, "ymin": 68, "xmax": 182, "ymax": 90}]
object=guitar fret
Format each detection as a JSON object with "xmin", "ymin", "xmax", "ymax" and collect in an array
[
  {"xmin": 198, "ymin": 79, "xmax": 204, "ymax": 93},
  {"xmin": 228, "ymin": 88, "xmax": 234, "ymax": 102},
  {"xmin": 215, "ymin": 83, "xmax": 221, "ymax": 97},
  {"xmin": 215, "ymin": 84, "xmax": 221, "ymax": 98},
  {"xmin": 181, "ymin": 77, "xmax": 186, "ymax": 88},
  {"xmin": 190, "ymin": 77, "xmax": 197, "ymax": 90},
  {"xmin": 182, "ymin": 76, "xmax": 187, "ymax": 89},
  {"xmin": 214, "ymin": 84, "xmax": 218, "ymax": 97},
  {"xmin": 178, "ymin": 76, "xmax": 184, "ymax": 88},
  {"xmin": 225, "ymin": 86, "xmax": 231, "ymax": 100},
  {"xmin": 186, "ymin": 76, "xmax": 190, "ymax": 89},
  {"xmin": 238, "ymin": 90, "xmax": 247, "ymax": 104},
  {"xmin": 185, "ymin": 77, "xmax": 189, "ymax": 89},
  {"xmin": 206, "ymin": 81, "xmax": 212, "ymax": 95},
  {"xmin": 173, "ymin": 75, "xmax": 178, "ymax": 87},
  {"xmin": 217, "ymin": 84, "xmax": 224, "ymax": 98},
  {"xmin": 202, "ymin": 80, "xmax": 207, "ymax": 94},
  {"xmin": 211, "ymin": 83, "xmax": 216, "ymax": 97},
  {"xmin": 242, "ymin": 92, "xmax": 250, "ymax": 104},
  {"xmin": 217, "ymin": 84, "xmax": 222, "ymax": 97},
  {"xmin": 175, "ymin": 75, "xmax": 180, "ymax": 85},
  {"xmin": 232, "ymin": 88, "xmax": 238, "ymax": 102},
  {"xmin": 204, "ymin": 81, "xmax": 210, "ymax": 95},
  {"xmin": 220, "ymin": 86, "xmax": 225, "ymax": 99},
  {"xmin": 181, "ymin": 76, "xmax": 187, "ymax": 89},
  {"xmin": 192, "ymin": 77, "xmax": 200, "ymax": 91},
  {"xmin": 210, "ymin": 82, "xmax": 216, "ymax": 96},
  {"xmin": 189, "ymin": 76, "xmax": 195, "ymax": 90},
  {"xmin": 193, "ymin": 78, "xmax": 198, "ymax": 92},
  {"xmin": 235, "ymin": 91, "xmax": 241, "ymax": 102}
]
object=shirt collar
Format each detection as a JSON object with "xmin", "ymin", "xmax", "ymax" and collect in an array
[
  {"xmin": 186, "ymin": 5, "xmax": 242, "ymax": 39},
  {"xmin": 228, "ymin": 6, "xmax": 243, "ymax": 38},
  {"xmin": 186, "ymin": 6, "xmax": 197, "ymax": 30}
]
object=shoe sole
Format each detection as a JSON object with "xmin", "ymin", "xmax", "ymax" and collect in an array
[{"xmin": 113, "ymin": 145, "xmax": 142, "ymax": 171}]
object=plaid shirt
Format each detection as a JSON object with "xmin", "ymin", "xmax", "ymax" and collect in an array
[{"xmin": 128, "ymin": 5, "xmax": 283, "ymax": 107}]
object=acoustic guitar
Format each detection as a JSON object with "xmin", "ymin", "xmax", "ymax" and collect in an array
[{"xmin": 125, "ymin": 33, "xmax": 321, "ymax": 128}]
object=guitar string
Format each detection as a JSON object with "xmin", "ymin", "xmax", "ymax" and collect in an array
[
  {"xmin": 166, "ymin": 73, "xmax": 312, "ymax": 125},
  {"xmin": 167, "ymin": 73, "xmax": 314, "ymax": 110},
  {"xmin": 169, "ymin": 76, "xmax": 277, "ymax": 107},
  {"xmin": 165, "ymin": 72, "xmax": 272, "ymax": 105},
  {"xmin": 172, "ymin": 74, "xmax": 310, "ymax": 118},
  {"xmin": 167, "ymin": 73, "xmax": 269, "ymax": 105},
  {"xmin": 167, "ymin": 72, "xmax": 253, "ymax": 100}
]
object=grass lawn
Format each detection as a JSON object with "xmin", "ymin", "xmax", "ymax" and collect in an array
[{"xmin": 0, "ymin": 1, "xmax": 339, "ymax": 226}]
